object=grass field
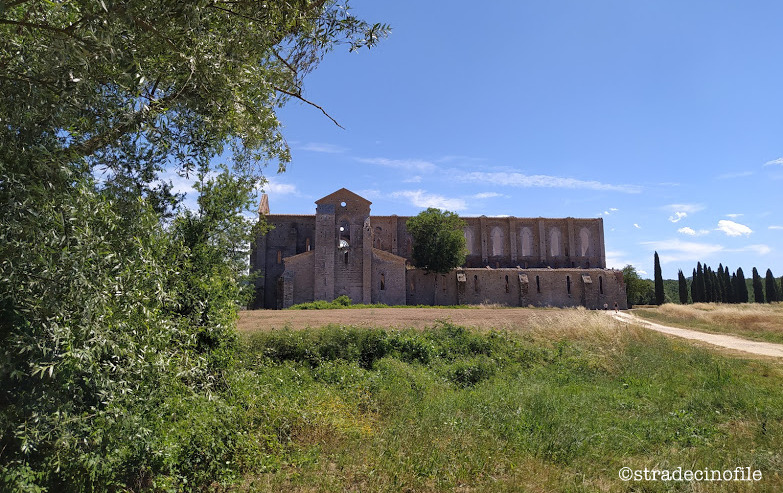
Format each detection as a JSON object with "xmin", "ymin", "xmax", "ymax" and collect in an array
[
  {"xmin": 234, "ymin": 308, "xmax": 783, "ymax": 492},
  {"xmin": 633, "ymin": 303, "xmax": 783, "ymax": 345}
]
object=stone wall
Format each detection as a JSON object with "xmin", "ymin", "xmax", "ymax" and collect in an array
[{"xmin": 406, "ymin": 268, "xmax": 627, "ymax": 310}]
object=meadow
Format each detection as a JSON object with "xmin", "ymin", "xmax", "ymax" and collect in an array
[
  {"xmin": 233, "ymin": 308, "xmax": 783, "ymax": 492},
  {"xmin": 633, "ymin": 303, "xmax": 783, "ymax": 345}
]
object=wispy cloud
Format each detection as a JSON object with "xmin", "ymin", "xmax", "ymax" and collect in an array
[
  {"xmin": 669, "ymin": 212, "xmax": 687, "ymax": 223},
  {"xmin": 725, "ymin": 213, "xmax": 743, "ymax": 218},
  {"xmin": 472, "ymin": 192, "xmax": 507, "ymax": 199},
  {"xmin": 769, "ymin": 225, "xmax": 783, "ymax": 230},
  {"xmin": 633, "ymin": 223, "xmax": 641, "ymax": 229},
  {"xmin": 729, "ymin": 244, "xmax": 771, "ymax": 256},
  {"xmin": 261, "ymin": 178, "xmax": 298, "ymax": 196},
  {"xmin": 460, "ymin": 171, "xmax": 641, "ymax": 193},
  {"xmin": 601, "ymin": 208, "xmax": 619, "ymax": 216},
  {"xmin": 298, "ymin": 142, "xmax": 347, "ymax": 154},
  {"xmin": 662, "ymin": 203, "xmax": 705, "ymax": 214},
  {"xmin": 764, "ymin": 157, "xmax": 783, "ymax": 166},
  {"xmin": 391, "ymin": 190, "xmax": 466, "ymax": 210},
  {"xmin": 641, "ymin": 239, "xmax": 725, "ymax": 264},
  {"xmin": 357, "ymin": 157, "xmax": 437, "ymax": 172},
  {"xmin": 403, "ymin": 176, "xmax": 422, "ymax": 183},
  {"xmin": 716, "ymin": 220, "xmax": 752, "ymax": 237},
  {"xmin": 677, "ymin": 227, "xmax": 709, "ymax": 236}
]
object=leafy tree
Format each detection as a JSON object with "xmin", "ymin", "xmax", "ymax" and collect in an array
[
  {"xmin": 765, "ymin": 269, "xmax": 779, "ymax": 303},
  {"xmin": 653, "ymin": 251, "xmax": 664, "ymax": 305},
  {"xmin": 0, "ymin": 1, "xmax": 387, "ymax": 490},
  {"xmin": 406, "ymin": 208, "xmax": 467, "ymax": 274},
  {"xmin": 621, "ymin": 265, "xmax": 654, "ymax": 307},
  {"xmin": 752, "ymin": 267, "xmax": 764, "ymax": 303},
  {"xmin": 678, "ymin": 269, "xmax": 689, "ymax": 304}
]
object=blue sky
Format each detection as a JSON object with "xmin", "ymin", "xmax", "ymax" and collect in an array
[{"xmin": 246, "ymin": 1, "xmax": 782, "ymax": 279}]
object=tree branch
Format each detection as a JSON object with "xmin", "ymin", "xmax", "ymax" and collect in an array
[
  {"xmin": 274, "ymin": 86, "xmax": 344, "ymax": 129},
  {"xmin": 0, "ymin": 19, "xmax": 87, "ymax": 42}
]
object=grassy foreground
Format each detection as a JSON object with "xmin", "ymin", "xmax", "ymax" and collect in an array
[
  {"xmin": 634, "ymin": 303, "xmax": 783, "ymax": 344},
  {"xmin": 233, "ymin": 311, "xmax": 783, "ymax": 492}
]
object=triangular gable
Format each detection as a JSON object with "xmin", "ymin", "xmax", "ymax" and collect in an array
[{"xmin": 315, "ymin": 188, "xmax": 372, "ymax": 206}]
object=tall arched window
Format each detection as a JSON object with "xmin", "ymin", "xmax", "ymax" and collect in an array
[
  {"xmin": 566, "ymin": 275, "xmax": 571, "ymax": 294},
  {"xmin": 580, "ymin": 227, "xmax": 591, "ymax": 257},
  {"xmin": 464, "ymin": 228, "xmax": 475, "ymax": 255},
  {"xmin": 550, "ymin": 227, "xmax": 561, "ymax": 257},
  {"xmin": 491, "ymin": 227, "xmax": 504, "ymax": 256},
  {"xmin": 520, "ymin": 227, "xmax": 533, "ymax": 257}
]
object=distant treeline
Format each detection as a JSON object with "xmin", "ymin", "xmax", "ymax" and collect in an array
[
  {"xmin": 625, "ymin": 255, "xmax": 783, "ymax": 306},
  {"xmin": 670, "ymin": 261, "xmax": 781, "ymax": 304}
]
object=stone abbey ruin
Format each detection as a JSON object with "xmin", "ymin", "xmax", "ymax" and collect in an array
[{"xmin": 250, "ymin": 188, "xmax": 627, "ymax": 309}]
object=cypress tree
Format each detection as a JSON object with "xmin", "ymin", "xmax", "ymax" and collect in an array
[
  {"xmin": 736, "ymin": 267, "xmax": 748, "ymax": 303},
  {"xmin": 691, "ymin": 268, "xmax": 699, "ymax": 303},
  {"xmin": 653, "ymin": 251, "xmax": 664, "ymax": 305},
  {"xmin": 696, "ymin": 262, "xmax": 706, "ymax": 303},
  {"xmin": 704, "ymin": 266, "xmax": 714, "ymax": 302},
  {"xmin": 752, "ymin": 267, "xmax": 764, "ymax": 303},
  {"xmin": 678, "ymin": 269, "xmax": 689, "ymax": 304},
  {"xmin": 717, "ymin": 264, "xmax": 726, "ymax": 302},
  {"xmin": 723, "ymin": 265, "xmax": 734, "ymax": 303},
  {"xmin": 765, "ymin": 269, "xmax": 778, "ymax": 302}
]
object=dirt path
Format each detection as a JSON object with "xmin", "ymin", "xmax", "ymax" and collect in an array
[{"xmin": 611, "ymin": 311, "xmax": 783, "ymax": 358}]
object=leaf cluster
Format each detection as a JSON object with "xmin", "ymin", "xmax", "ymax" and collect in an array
[{"xmin": 406, "ymin": 208, "xmax": 467, "ymax": 274}]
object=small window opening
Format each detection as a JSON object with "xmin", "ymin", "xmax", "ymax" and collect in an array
[
  {"xmin": 536, "ymin": 275, "xmax": 541, "ymax": 293},
  {"xmin": 505, "ymin": 275, "xmax": 509, "ymax": 293},
  {"xmin": 380, "ymin": 274, "xmax": 385, "ymax": 291},
  {"xmin": 306, "ymin": 238, "xmax": 311, "ymax": 251},
  {"xmin": 566, "ymin": 275, "xmax": 571, "ymax": 294},
  {"xmin": 474, "ymin": 275, "xmax": 479, "ymax": 293},
  {"xmin": 599, "ymin": 276, "xmax": 603, "ymax": 294},
  {"xmin": 344, "ymin": 251, "xmax": 349, "ymax": 265},
  {"xmin": 340, "ymin": 201, "xmax": 347, "ymax": 207},
  {"xmin": 277, "ymin": 250, "xmax": 282, "ymax": 264}
]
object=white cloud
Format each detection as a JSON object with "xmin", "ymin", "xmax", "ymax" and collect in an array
[
  {"xmin": 768, "ymin": 225, "xmax": 783, "ymax": 230},
  {"xmin": 764, "ymin": 157, "xmax": 783, "ymax": 166},
  {"xmin": 662, "ymin": 203, "xmax": 705, "ymax": 214},
  {"xmin": 261, "ymin": 178, "xmax": 298, "ymax": 195},
  {"xmin": 610, "ymin": 207, "xmax": 619, "ymax": 212},
  {"xmin": 716, "ymin": 220, "xmax": 752, "ymax": 237},
  {"xmin": 669, "ymin": 212, "xmax": 687, "ymax": 223},
  {"xmin": 299, "ymin": 142, "xmax": 347, "ymax": 154},
  {"xmin": 391, "ymin": 190, "xmax": 466, "ymax": 211},
  {"xmin": 677, "ymin": 227, "xmax": 709, "ymax": 236},
  {"xmin": 637, "ymin": 270, "xmax": 648, "ymax": 276},
  {"xmin": 633, "ymin": 223, "xmax": 641, "ymax": 229},
  {"xmin": 357, "ymin": 157, "xmax": 437, "ymax": 172},
  {"xmin": 725, "ymin": 213, "xmax": 743, "ymax": 218},
  {"xmin": 641, "ymin": 239, "xmax": 725, "ymax": 264},
  {"xmin": 403, "ymin": 175, "xmax": 423, "ymax": 183},
  {"xmin": 472, "ymin": 192, "xmax": 506, "ymax": 199},
  {"xmin": 729, "ymin": 244, "xmax": 771, "ymax": 256},
  {"xmin": 460, "ymin": 171, "xmax": 642, "ymax": 193}
]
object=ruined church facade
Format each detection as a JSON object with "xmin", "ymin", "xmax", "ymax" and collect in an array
[{"xmin": 250, "ymin": 188, "xmax": 627, "ymax": 310}]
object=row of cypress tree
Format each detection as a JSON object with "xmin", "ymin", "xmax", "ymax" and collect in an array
[{"xmin": 663, "ymin": 257, "xmax": 782, "ymax": 304}]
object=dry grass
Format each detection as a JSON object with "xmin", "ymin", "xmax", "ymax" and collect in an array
[{"xmin": 633, "ymin": 303, "xmax": 783, "ymax": 344}]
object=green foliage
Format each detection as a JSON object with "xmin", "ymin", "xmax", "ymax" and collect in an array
[
  {"xmin": 406, "ymin": 208, "xmax": 467, "ymax": 274},
  {"xmin": 621, "ymin": 265, "xmax": 654, "ymax": 307},
  {"xmin": 237, "ymin": 322, "xmax": 783, "ymax": 490},
  {"xmin": 765, "ymin": 269, "xmax": 779, "ymax": 303},
  {"xmin": 0, "ymin": 1, "xmax": 388, "ymax": 490},
  {"xmin": 752, "ymin": 267, "xmax": 765, "ymax": 303}
]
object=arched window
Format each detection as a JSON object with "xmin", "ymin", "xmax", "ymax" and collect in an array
[
  {"xmin": 464, "ymin": 228, "xmax": 475, "ymax": 255},
  {"xmin": 536, "ymin": 275, "xmax": 541, "ymax": 293},
  {"xmin": 474, "ymin": 275, "xmax": 479, "ymax": 293},
  {"xmin": 599, "ymin": 276, "xmax": 604, "ymax": 295},
  {"xmin": 580, "ymin": 227, "xmax": 591, "ymax": 256},
  {"xmin": 380, "ymin": 273, "xmax": 385, "ymax": 291},
  {"xmin": 566, "ymin": 275, "xmax": 571, "ymax": 294},
  {"xmin": 306, "ymin": 238, "xmax": 311, "ymax": 252},
  {"xmin": 491, "ymin": 227, "xmax": 504, "ymax": 256},
  {"xmin": 550, "ymin": 227, "xmax": 561, "ymax": 257},
  {"xmin": 338, "ymin": 219, "xmax": 350, "ymax": 251},
  {"xmin": 520, "ymin": 227, "xmax": 533, "ymax": 257},
  {"xmin": 505, "ymin": 275, "xmax": 509, "ymax": 293}
]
